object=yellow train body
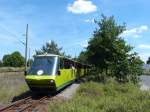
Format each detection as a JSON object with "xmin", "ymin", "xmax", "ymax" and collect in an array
[{"xmin": 25, "ymin": 54, "xmax": 88, "ymax": 92}]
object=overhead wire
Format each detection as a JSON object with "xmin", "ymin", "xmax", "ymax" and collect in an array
[{"xmin": 0, "ymin": 24, "xmax": 25, "ymax": 45}]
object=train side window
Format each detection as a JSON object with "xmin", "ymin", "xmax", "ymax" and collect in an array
[
  {"xmin": 59, "ymin": 58, "xmax": 64, "ymax": 69},
  {"xmin": 64, "ymin": 60, "xmax": 71, "ymax": 69}
]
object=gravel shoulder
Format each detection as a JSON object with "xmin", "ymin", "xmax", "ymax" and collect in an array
[{"xmin": 57, "ymin": 83, "xmax": 80, "ymax": 99}]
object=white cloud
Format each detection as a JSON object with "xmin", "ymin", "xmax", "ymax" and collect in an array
[
  {"xmin": 138, "ymin": 25, "xmax": 148, "ymax": 33},
  {"xmin": 67, "ymin": 0, "xmax": 97, "ymax": 14},
  {"xmin": 121, "ymin": 25, "xmax": 148, "ymax": 38},
  {"xmin": 63, "ymin": 39, "xmax": 89, "ymax": 49},
  {"xmin": 85, "ymin": 18, "xmax": 95, "ymax": 23},
  {"xmin": 138, "ymin": 44, "xmax": 150, "ymax": 49},
  {"xmin": 74, "ymin": 40, "xmax": 89, "ymax": 48},
  {"xmin": 136, "ymin": 44, "xmax": 150, "ymax": 62},
  {"xmin": 139, "ymin": 53, "xmax": 150, "ymax": 62},
  {"xmin": 80, "ymin": 40, "xmax": 88, "ymax": 48}
]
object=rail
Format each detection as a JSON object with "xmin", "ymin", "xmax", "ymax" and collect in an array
[{"xmin": 0, "ymin": 96, "xmax": 52, "ymax": 112}]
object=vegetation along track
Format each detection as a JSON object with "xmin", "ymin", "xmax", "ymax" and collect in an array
[{"xmin": 0, "ymin": 95, "xmax": 52, "ymax": 112}]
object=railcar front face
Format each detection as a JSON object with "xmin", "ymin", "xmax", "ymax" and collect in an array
[{"xmin": 25, "ymin": 56, "xmax": 58, "ymax": 91}]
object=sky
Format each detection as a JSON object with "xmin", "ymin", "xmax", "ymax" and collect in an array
[{"xmin": 0, "ymin": 0, "xmax": 150, "ymax": 62}]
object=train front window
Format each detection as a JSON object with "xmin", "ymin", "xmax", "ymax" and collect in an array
[{"xmin": 28, "ymin": 56, "xmax": 56, "ymax": 75}]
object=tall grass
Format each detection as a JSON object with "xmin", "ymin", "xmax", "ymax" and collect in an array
[
  {"xmin": 0, "ymin": 67, "xmax": 25, "ymax": 73},
  {"xmin": 48, "ymin": 81, "xmax": 150, "ymax": 112},
  {"xmin": 0, "ymin": 73, "xmax": 28, "ymax": 105}
]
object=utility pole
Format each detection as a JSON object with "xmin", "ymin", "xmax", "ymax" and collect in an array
[
  {"xmin": 28, "ymin": 48, "xmax": 31, "ymax": 67},
  {"xmin": 25, "ymin": 24, "xmax": 28, "ymax": 75}
]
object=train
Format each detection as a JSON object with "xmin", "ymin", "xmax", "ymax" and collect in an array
[{"xmin": 25, "ymin": 54, "xmax": 89, "ymax": 92}]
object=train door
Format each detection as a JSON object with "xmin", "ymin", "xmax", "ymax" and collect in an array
[{"xmin": 55, "ymin": 57, "xmax": 66, "ymax": 88}]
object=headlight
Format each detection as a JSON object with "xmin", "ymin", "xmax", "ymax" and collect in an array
[{"xmin": 50, "ymin": 79, "xmax": 54, "ymax": 83}]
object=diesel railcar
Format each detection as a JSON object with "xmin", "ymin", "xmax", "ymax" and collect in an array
[{"xmin": 25, "ymin": 54, "xmax": 89, "ymax": 92}]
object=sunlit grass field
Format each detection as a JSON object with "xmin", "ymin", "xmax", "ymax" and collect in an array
[
  {"xmin": 0, "ymin": 72, "xmax": 28, "ymax": 105},
  {"xmin": 48, "ymin": 80, "xmax": 150, "ymax": 112}
]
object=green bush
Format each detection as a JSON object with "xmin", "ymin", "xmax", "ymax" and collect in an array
[{"xmin": 2, "ymin": 51, "xmax": 24, "ymax": 67}]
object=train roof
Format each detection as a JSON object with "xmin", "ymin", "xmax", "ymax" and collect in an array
[
  {"xmin": 34, "ymin": 53, "xmax": 90, "ymax": 67},
  {"xmin": 34, "ymin": 53, "xmax": 72, "ymax": 60},
  {"xmin": 34, "ymin": 54, "xmax": 59, "ymax": 57}
]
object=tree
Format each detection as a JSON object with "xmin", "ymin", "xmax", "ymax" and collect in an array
[
  {"xmin": 110, "ymin": 38, "xmax": 133, "ymax": 81},
  {"xmin": 77, "ymin": 51, "xmax": 88, "ymax": 64},
  {"xmin": 3, "ymin": 54, "xmax": 11, "ymax": 67},
  {"xmin": 36, "ymin": 40, "xmax": 64, "ymax": 55},
  {"xmin": 0, "ymin": 60, "xmax": 3, "ymax": 67},
  {"xmin": 146, "ymin": 57, "xmax": 150, "ymax": 64},
  {"xmin": 86, "ymin": 15, "xmax": 143, "ymax": 82},
  {"xmin": 3, "ymin": 51, "xmax": 24, "ymax": 67},
  {"xmin": 87, "ymin": 15, "xmax": 126, "ymax": 74},
  {"xmin": 128, "ymin": 53, "xmax": 144, "ymax": 83}
]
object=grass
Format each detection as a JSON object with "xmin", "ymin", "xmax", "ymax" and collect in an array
[
  {"xmin": 0, "ymin": 73, "xmax": 29, "ymax": 105},
  {"xmin": 0, "ymin": 67, "xmax": 25, "ymax": 73},
  {"xmin": 48, "ymin": 80, "xmax": 150, "ymax": 112}
]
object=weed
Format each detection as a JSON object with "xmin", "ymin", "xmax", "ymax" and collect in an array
[
  {"xmin": 0, "ymin": 73, "xmax": 28, "ymax": 104},
  {"xmin": 48, "ymin": 81, "xmax": 150, "ymax": 112}
]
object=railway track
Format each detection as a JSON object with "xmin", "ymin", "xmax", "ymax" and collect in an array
[{"xmin": 0, "ymin": 95, "xmax": 52, "ymax": 112}]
